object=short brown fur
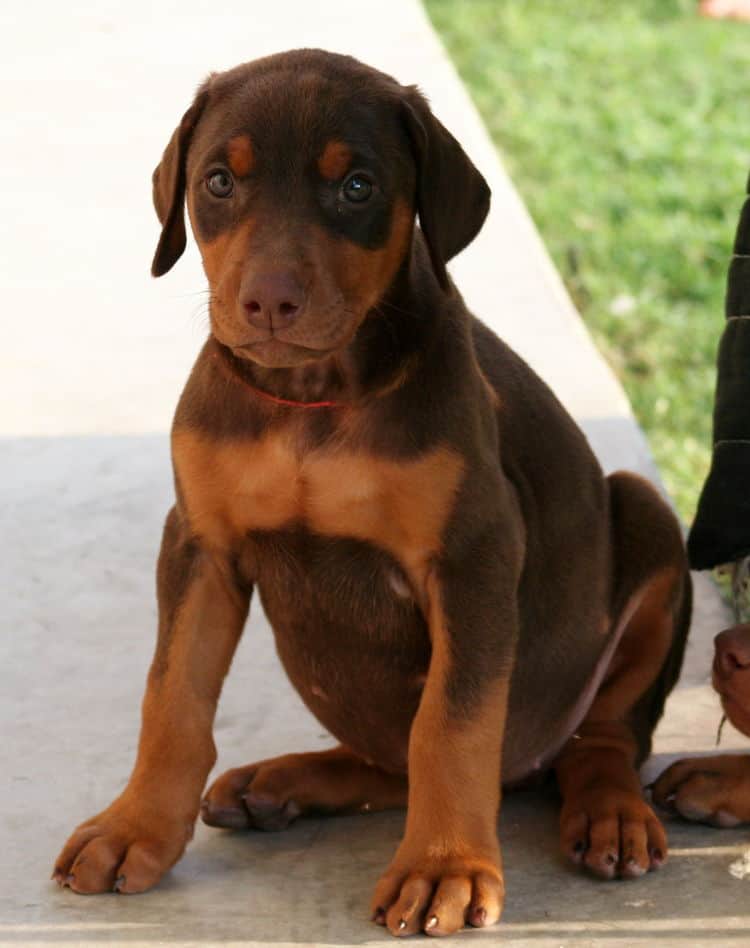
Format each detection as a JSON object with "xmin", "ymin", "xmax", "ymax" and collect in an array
[{"xmin": 55, "ymin": 50, "xmax": 691, "ymax": 937}]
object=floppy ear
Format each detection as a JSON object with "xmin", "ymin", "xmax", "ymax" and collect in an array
[
  {"xmin": 151, "ymin": 88, "xmax": 209, "ymax": 277},
  {"xmin": 401, "ymin": 88, "xmax": 490, "ymax": 290}
]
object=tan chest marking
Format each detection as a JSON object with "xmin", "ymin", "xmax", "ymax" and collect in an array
[{"xmin": 173, "ymin": 429, "xmax": 464, "ymax": 585}]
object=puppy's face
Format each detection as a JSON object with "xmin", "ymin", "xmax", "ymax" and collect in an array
[
  {"xmin": 186, "ymin": 65, "xmax": 415, "ymax": 368},
  {"xmin": 713, "ymin": 623, "xmax": 750, "ymax": 736},
  {"xmin": 151, "ymin": 50, "xmax": 490, "ymax": 369}
]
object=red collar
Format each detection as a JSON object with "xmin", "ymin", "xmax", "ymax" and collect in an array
[{"xmin": 212, "ymin": 348, "xmax": 347, "ymax": 410}]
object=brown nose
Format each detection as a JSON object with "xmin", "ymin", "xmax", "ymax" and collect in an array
[
  {"xmin": 241, "ymin": 271, "xmax": 304, "ymax": 331},
  {"xmin": 715, "ymin": 625, "xmax": 750, "ymax": 678}
]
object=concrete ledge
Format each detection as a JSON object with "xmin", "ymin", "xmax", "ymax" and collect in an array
[{"xmin": 1, "ymin": 1, "xmax": 744, "ymax": 945}]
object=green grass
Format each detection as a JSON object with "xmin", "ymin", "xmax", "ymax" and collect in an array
[{"xmin": 425, "ymin": 0, "xmax": 750, "ymax": 522}]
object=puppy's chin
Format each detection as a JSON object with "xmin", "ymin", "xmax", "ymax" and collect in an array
[{"xmin": 233, "ymin": 338, "xmax": 337, "ymax": 368}]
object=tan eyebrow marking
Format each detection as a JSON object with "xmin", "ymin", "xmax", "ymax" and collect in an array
[
  {"xmin": 317, "ymin": 140, "xmax": 353, "ymax": 180},
  {"xmin": 226, "ymin": 135, "xmax": 254, "ymax": 177}
]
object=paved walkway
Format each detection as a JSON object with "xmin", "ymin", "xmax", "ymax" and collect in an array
[{"xmin": 2, "ymin": 1, "xmax": 747, "ymax": 945}]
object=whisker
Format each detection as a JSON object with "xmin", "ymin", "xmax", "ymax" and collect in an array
[
  {"xmin": 170, "ymin": 288, "xmax": 212, "ymax": 300},
  {"xmin": 189, "ymin": 306, "xmax": 211, "ymax": 334}
]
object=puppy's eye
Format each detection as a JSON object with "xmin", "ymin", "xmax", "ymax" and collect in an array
[
  {"xmin": 206, "ymin": 170, "xmax": 234, "ymax": 198},
  {"xmin": 341, "ymin": 174, "xmax": 373, "ymax": 204}
]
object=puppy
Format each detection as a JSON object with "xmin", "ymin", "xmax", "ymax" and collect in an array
[{"xmin": 53, "ymin": 50, "xmax": 691, "ymax": 936}]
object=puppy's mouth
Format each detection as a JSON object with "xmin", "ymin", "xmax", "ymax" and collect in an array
[
  {"xmin": 233, "ymin": 337, "xmax": 339, "ymax": 368},
  {"xmin": 220, "ymin": 312, "xmax": 363, "ymax": 369},
  {"xmin": 210, "ymin": 299, "xmax": 363, "ymax": 368}
]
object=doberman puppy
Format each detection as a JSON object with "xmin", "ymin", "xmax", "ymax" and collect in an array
[
  {"xmin": 654, "ymin": 623, "xmax": 750, "ymax": 826},
  {"xmin": 53, "ymin": 50, "xmax": 692, "ymax": 936}
]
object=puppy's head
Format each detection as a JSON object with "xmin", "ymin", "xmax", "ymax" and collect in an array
[
  {"xmin": 713, "ymin": 623, "xmax": 750, "ymax": 735},
  {"xmin": 151, "ymin": 49, "xmax": 489, "ymax": 368}
]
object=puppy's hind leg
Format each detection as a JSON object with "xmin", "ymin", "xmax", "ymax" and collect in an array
[
  {"xmin": 202, "ymin": 746, "xmax": 408, "ymax": 831},
  {"xmin": 555, "ymin": 472, "xmax": 691, "ymax": 880}
]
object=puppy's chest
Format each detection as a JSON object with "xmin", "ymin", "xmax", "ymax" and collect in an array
[{"xmin": 173, "ymin": 428, "xmax": 464, "ymax": 573}]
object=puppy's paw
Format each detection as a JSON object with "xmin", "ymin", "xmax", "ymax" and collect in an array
[
  {"xmin": 560, "ymin": 787, "xmax": 666, "ymax": 879},
  {"xmin": 370, "ymin": 844, "xmax": 504, "ymax": 936},
  {"xmin": 203, "ymin": 748, "xmax": 407, "ymax": 831},
  {"xmin": 652, "ymin": 754, "xmax": 750, "ymax": 826},
  {"xmin": 202, "ymin": 756, "xmax": 308, "ymax": 832},
  {"xmin": 52, "ymin": 800, "xmax": 192, "ymax": 894}
]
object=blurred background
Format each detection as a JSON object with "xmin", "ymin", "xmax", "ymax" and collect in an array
[{"xmin": 427, "ymin": 0, "xmax": 749, "ymax": 523}]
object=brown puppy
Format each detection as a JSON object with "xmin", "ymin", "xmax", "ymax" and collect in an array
[
  {"xmin": 53, "ymin": 50, "xmax": 692, "ymax": 936},
  {"xmin": 653, "ymin": 623, "xmax": 750, "ymax": 826}
]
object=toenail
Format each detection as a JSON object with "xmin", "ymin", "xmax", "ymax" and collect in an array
[
  {"xmin": 472, "ymin": 907, "xmax": 487, "ymax": 926},
  {"xmin": 65, "ymin": 874, "xmax": 74, "ymax": 886},
  {"xmin": 113, "ymin": 875, "xmax": 126, "ymax": 892},
  {"xmin": 425, "ymin": 915, "xmax": 438, "ymax": 931},
  {"xmin": 372, "ymin": 907, "xmax": 385, "ymax": 924},
  {"xmin": 398, "ymin": 919, "xmax": 407, "ymax": 931}
]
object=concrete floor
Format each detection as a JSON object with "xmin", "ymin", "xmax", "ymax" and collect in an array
[{"xmin": 2, "ymin": 1, "xmax": 749, "ymax": 945}]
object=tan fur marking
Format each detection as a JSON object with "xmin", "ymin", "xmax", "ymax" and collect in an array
[
  {"xmin": 556, "ymin": 567, "xmax": 680, "ymax": 779},
  {"xmin": 227, "ymin": 134, "xmax": 254, "ymax": 177},
  {"xmin": 317, "ymin": 140, "xmax": 352, "ymax": 180},
  {"xmin": 187, "ymin": 196, "xmax": 414, "ymax": 356},
  {"xmin": 205, "ymin": 747, "xmax": 408, "ymax": 821},
  {"xmin": 277, "ymin": 197, "xmax": 413, "ymax": 355},
  {"xmin": 371, "ymin": 572, "xmax": 507, "ymax": 930},
  {"xmin": 192, "ymin": 220, "xmax": 256, "ymax": 347},
  {"xmin": 321, "ymin": 198, "xmax": 413, "ymax": 313},
  {"xmin": 196, "ymin": 219, "xmax": 254, "ymax": 287},
  {"xmin": 589, "ymin": 567, "xmax": 679, "ymax": 723},
  {"xmin": 133, "ymin": 549, "xmax": 249, "ymax": 805},
  {"xmin": 172, "ymin": 429, "xmax": 464, "ymax": 587},
  {"xmin": 555, "ymin": 566, "xmax": 682, "ymax": 879},
  {"xmin": 404, "ymin": 572, "xmax": 508, "ymax": 849}
]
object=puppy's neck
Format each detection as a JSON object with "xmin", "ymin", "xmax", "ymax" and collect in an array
[{"xmin": 216, "ymin": 237, "xmax": 447, "ymax": 408}]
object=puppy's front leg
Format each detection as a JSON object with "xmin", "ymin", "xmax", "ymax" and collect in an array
[
  {"xmin": 53, "ymin": 505, "xmax": 250, "ymax": 894},
  {"xmin": 372, "ymin": 529, "xmax": 520, "ymax": 937}
]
